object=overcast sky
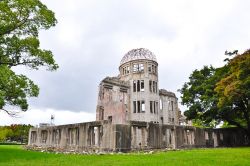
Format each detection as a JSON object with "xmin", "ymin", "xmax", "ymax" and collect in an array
[{"xmin": 1, "ymin": 0, "xmax": 250, "ymax": 125}]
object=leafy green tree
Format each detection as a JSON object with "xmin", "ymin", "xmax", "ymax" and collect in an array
[
  {"xmin": 215, "ymin": 50, "xmax": 250, "ymax": 137},
  {"xmin": 0, "ymin": 0, "xmax": 58, "ymax": 115},
  {"xmin": 7, "ymin": 124, "xmax": 33, "ymax": 143},
  {"xmin": 0, "ymin": 124, "xmax": 33, "ymax": 143},
  {"xmin": 0, "ymin": 126, "xmax": 12, "ymax": 141},
  {"xmin": 179, "ymin": 65, "xmax": 227, "ymax": 127},
  {"xmin": 179, "ymin": 49, "xmax": 250, "ymax": 138}
]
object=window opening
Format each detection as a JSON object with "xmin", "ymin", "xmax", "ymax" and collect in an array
[
  {"xmin": 161, "ymin": 117, "xmax": 163, "ymax": 124},
  {"xmin": 150, "ymin": 101, "xmax": 153, "ymax": 113},
  {"xmin": 153, "ymin": 81, "xmax": 155, "ymax": 93},
  {"xmin": 133, "ymin": 81, "xmax": 136, "ymax": 92},
  {"xmin": 155, "ymin": 102, "xmax": 158, "ymax": 114},
  {"xmin": 153, "ymin": 101, "xmax": 156, "ymax": 113},
  {"xmin": 133, "ymin": 101, "xmax": 136, "ymax": 113},
  {"xmin": 139, "ymin": 64, "xmax": 144, "ymax": 71},
  {"xmin": 155, "ymin": 82, "xmax": 157, "ymax": 93},
  {"xmin": 108, "ymin": 116, "xmax": 112, "ymax": 122},
  {"xmin": 127, "ymin": 66, "xmax": 130, "ymax": 74},
  {"xmin": 137, "ymin": 80, "xmax": 140, "ymax": 92},
  {"xmin": 152, "ymin": 65, "xmax": 155, "ymax": 73},
  {"xmin": 149, "ymin": 80, "xmax": 152, "ymax": 92},
  {"xmin": 141, "ymin": 80, "xmax": 144, "ymax": 91},
  {"xmin": 137, "ymin": 101, "xmax": 141, "ymax": 113},
  {"xmin": 99, "ymin": 107, "xmax": 104, "ymax": 120},
  {"xmin": 171, "ymin": 101, "xmax": 174, "ymax": 111},
  {"xmin": 148, "ymin": 64, "xmax": 152, "ymax": 72},
  {"xmin": 133, "ymin": 64, "xmax": 139, "ymax": 72},
  {"xmin": 141, "ymin": 101, "xmax": 145, "ymax": 112},
  {"xmin": 160, "ymin": 99, "xmax": 163, "ymax": 110}
]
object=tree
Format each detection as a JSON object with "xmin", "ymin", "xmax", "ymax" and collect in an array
[
  {"xmin": 0, "ymin": 126, "xmax": 12, "ymax": 141},
  {"xmin": 179, "ymin": 49, "xmax": 250, "ymax": 139},
  {"xmin": 0, "ymin": 0, "xmax": 58, "ymax": 115},
  {"xmin": 179, "ymin": 66, "xmax": 227, "ymax": 127},
  {"xmin": 7, "ymin": 124, "xmax": 33, "ymax": 143},
  {"xmin": 215, "ymin": 49, "xmax": 250, "ymax": 137},
  {"xmin": 0, "ymin": 124, "xmax": 33, "ymax": 143}
]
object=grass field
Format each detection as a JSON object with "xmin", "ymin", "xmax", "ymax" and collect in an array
[{"xmin": 0, "ymin": 145, "xmax": 249, "ymax": 166}]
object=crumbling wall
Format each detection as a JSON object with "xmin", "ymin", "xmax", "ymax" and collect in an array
[
  {"xmin": 137, "ymin": 124, "xmax": 209, "ymax": 149},
  {"xmin": 175, "ymin": 126, "xmax": 197, "ymax": 148},
  {"xmin": 194, "ymin": 127, "xmax": 206, "ymax": 147},
  {"xmin": 147, "ymin": 123, "xmax": 162, "ymax": 149},
  {"xmin": 28, "ymin": 122, "xmax": 249, "ymax": 152},
  {"xmin": 115, "ymin": 125, "xmax": 131, "ymax": 152},
  {"xmin": 100, "ymin": 121, "xmax": 116, "ymax": 151},
  {"xmin": 96, "ymin": 77, "xmax": 130, "ymax": 124},
  {"xmin": 28, "ymin": 121, "xmax": 116, "ymax": 152},
  {"xmin": 205, "ymin": 128, "xmax": 249, "ymax": 147},
  {"xmin": 159, "ymin": 90, "xmax": 179, "ymax": 125}
]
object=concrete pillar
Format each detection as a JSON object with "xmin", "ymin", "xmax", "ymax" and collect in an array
[
  {"xmin": 94, "ymin": 127, "xmax": 99, "ymax": 146},
  {"xmin": 213, "ymin": 132, "xmax": 218, "ymax": 147},
  {"xmin": 28, "ymin": 129, "xmax": 32, "ymax": 145},
  {"xmin": 171, "ymin": 128, "xmax": 176, "ymax": 149},
  {"xmin": 60, "ymin": 128, "xmax": 67, "ymax": 148}
]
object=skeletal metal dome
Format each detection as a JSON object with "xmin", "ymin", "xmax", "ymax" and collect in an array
[{"xmin": 120, "ymin": 48, "xmax": 157, "ymax": 65}]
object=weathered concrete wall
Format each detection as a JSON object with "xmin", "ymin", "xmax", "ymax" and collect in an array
[
  {"xmin": 29, "ymin": 121, "xmax": 117, "ymax": 152},
  {"xmin": 96, "ymin": 77, "xmax": 130, "ymax": 125},
  {"xmin": 141, "ymin": 124, "xmax": 202, "ymax": 149},
  {"xmin": 194, "ymin": 127, "xmax": 206, "ymax": 147},
  {"xmin": 203, "ymin": 128, "xmax": 249, "ymax": 147},
  {"xmin": 28, "ymin": 121, "xmax": 249, "ymax": 152},
  {"xmin": 159, "ymin": 90, "xmax": 179, "ymax": 125},
  {"xmin": 115, "ymin": 125, "xmax": 131, "ymax": 152}
]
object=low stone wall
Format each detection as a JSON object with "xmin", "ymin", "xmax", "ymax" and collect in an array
[
  {"xmin": 28, "ymin": 121, "xmax": 117, "ymax": 152},
  {"xmin": 205, "ymin": 128, "xmax": 249, "ymax": 147},
  {"xmin": 28, "ymin": 121, "xmax": 249, "ymax": 152}
]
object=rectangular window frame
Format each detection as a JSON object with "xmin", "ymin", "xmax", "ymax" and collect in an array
[
  {"xmin": 150, "ymin": 101, "xmax": 153, "ymax": 113},
  {"xmin": 141, "ymin": 100, "xmax": 145, "ymax": 113},
  {"xmin": 155, "ymin": 82, "xmax": 157, "ymax": 93},
  {"xmin": 149, "ymin": 80, "xmax": 152, "ymax": 92},
  {"xmin": 155, "ymin": 101, "xmax": 158, "ymax": 114},
  {"xmin": 133, "ymin": 81, "xmax": 136, "ymax": 92},
  {"xmin": 148, "ymin": 64, "xmax": 152, "ymax": 72},
  {"xmin": 171, "ymin": 101, "xmax": 174, "ymax": 111},
  {"xmin": 160, "ymin": 99, "xmax": 163, "ymax": 110},
  {"xmin": 137, "ymin": 80, "xmax": 140, "ymax": 92},
  {"xmin": 141, "ymin": 80, "xmax": 144, "ymax": 92},
  {"xmin": 139, "ymin": 63, "xmax": 144, "ymax": 72},
  {"xmin": 153, "ymin": 81, "xmax": 155, "ymax": 93},
  {"xmin": 127, "ymin": 66, "xmax": 130, "ymax": 74},
  {"xmin": 137, "ymin": 101, "xmax": 141, "ymax": 113},
  {"xmin": 133, "ymin": 64, "xmax": 139, "ymax": 72},
  {"xmin": 153, "ymin": 101, "xmax": 156, "ymax": 114},
  {"xmin": 133, "ymin": 101, "xmax": 136, "ymax": 113}
]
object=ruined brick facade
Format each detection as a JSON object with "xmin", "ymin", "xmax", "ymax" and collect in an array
[{"xmin": 96, "ymin": 48, "xmax": 179, "ymax": 125}]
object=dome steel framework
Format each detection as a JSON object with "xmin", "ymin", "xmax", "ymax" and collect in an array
[{"xmin": 120, "ymin": 48, "xmax": 157, "ymax": 65}]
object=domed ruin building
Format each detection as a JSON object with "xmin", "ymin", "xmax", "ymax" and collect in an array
[
  {"xmin": 96, "ymin": 48, "xmax": 179, "ymax": 125},
  {"xmin": 28, "ymin": 48, "xmax": 247, "ymax": 152}
]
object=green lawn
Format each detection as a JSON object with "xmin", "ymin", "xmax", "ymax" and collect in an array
[{"xmin": 0, "ymin": 145, "xmax": 249, "ymax": 166}]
